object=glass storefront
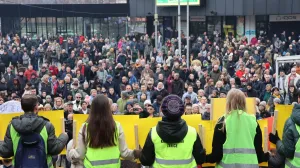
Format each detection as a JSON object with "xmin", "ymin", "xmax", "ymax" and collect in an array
[{"xmin": 17, "ymin": 16, "xmax": 143, "ymax": 39}]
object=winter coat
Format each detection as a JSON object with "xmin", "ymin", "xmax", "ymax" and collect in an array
[
  {"xmin": 171, "ymin": 79, "xmax": 185, "ymax": 97},
  {"xmin": 209, "ymin": 69, "xmax": 221, "ymax": 84},
  {"xmin": 0, "ymin": 113, "xmax": 68, "ymax": 158}
]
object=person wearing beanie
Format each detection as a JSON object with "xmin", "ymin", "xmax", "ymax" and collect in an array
[
  {"xmin": 139, "ymin": 95, "xmax": 205, "ymax": 167},
  {"xmin": 206, "ymin": 89, "xmax": 269, "ymax": 166}
]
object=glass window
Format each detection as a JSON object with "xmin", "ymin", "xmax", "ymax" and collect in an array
[
  {"xmin": 20, "ymin": 17, "xmax": 27, "ymax": 37},
  {"xmin": 76, "ymin": 17, "xmax": 83, "ymax": 36},
  {"xmin": 57, "ymin": 17, "xmax": 67, "ymax": 35},
  {"xmin": 47, "ymin": 17, "xmax": 56, "ymax": 38},
  {"xmin": 93, "ymin": 18, "xmax": 101, "ymax": 38},
  {"xmin": 27, "ymin": 18, "xmax": 37, "ymax": 33},
  {"xmin": 129, "ymin": 17, "xmax": 146, "ymax": 34},
  {"xmin": 37, "ymin": 17, "xmax": 47, "ymax": 38},
  {"xmin": 100, "ymin": 18, "xmax": 109, "ymax": 38},
  {"xmin": 118, "ymin": 17, "xmax": 127, "ymax": 38},
  {"xmin": 109, "ymin": 17, "xmax": 119, "ymax": 40},
  {"xmin": 67, "ymin": 17, "xmax": 75, "ymax": 36}
]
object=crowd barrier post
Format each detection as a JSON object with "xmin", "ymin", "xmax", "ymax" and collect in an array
[
  {"xmin": 272, "ymin": 110, "xmax": 278, "ymax": 134},
  {"xmin": 210, "ymin": 99, "xmax": 214, "ymax": 121},
  {"xmin": 73, "ymin": 120, "xmax": 77, "ymax": 148},
  {"xmin": 134, "ymin": 124, "xmax": 139, "ymax": 150},
  {"xmin": 263, "ymin": 127, "xmax": 268, "ymax": 153},
  {"xmin": 198, "ymin": 124, "xmax": 205, "ymax": 147}
]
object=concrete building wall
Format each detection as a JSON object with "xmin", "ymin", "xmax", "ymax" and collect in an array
[{"xmin": 129, "ymin": 0, "xmax": 300, "ymax": 17}]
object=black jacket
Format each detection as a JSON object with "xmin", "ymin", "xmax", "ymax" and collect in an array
[
  {"xmin": 0, "ymin": 113, "xmax": 68, "ymax": 158},
  {"xmin": 151, "ymin": 89, "xmax": 169, "ymax": 102},
  {"xmin": 140, "ymin": 118, "xmax": 205, "ymax": 166},
  {"xmin": 247, "ymin": 89, "xmax": 258, "ymax": 98},
  {"xmin": 171, "ymin": 79, "xmax": 185, "ymax": 97},
  {"xmin": 206, "ymin": 116, "xmax": 268, "ymax": 164}
]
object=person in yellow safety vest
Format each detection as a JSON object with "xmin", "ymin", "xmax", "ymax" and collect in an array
[
  {"xmin": 0, "ymin": 94, "xmax": 69, "ymax": 168},
  {"xmin": 206, "ymin": 88, "xmax": 269, "ymax": 167},
  {"xmin": 68, "ymin": 94, "xmax": 141, "ymax": 167},
  {"xmin": 140, "ymin": 95, "xmax": 206, "ymax": 167},
  {"xmin": 269, "ymin": 94, "xmax": 300, "ymax": 168}
]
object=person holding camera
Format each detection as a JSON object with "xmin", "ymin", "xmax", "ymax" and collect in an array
[{"xmin": 124, "ymin": 101, "xmax": 149, "ymax": 118}]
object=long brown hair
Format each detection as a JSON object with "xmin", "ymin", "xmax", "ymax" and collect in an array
[{"xmin": 86, "ymin": 95, "xmax": 116, "ymax": 148}]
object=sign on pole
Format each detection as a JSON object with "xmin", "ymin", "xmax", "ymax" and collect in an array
[{"xmin": 156, "ymin": 0, "xmax": 201, "ymax": 6}]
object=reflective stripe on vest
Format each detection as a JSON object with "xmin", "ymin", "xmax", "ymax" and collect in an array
[
  {"xmin": 285, "ymin": 124, "xmax": 300, "ymax": 168},
  {"xmin": 223, "ymin": 148, "xmax": 256, "ymax": 154},
  {"xmin": 219, "ymin": 161, "xmax": 259, "ymax": 168},
  {"xmin": 89, "ymin": 158, "xmax": 119, "ymax": 166},
  {"xmin": 155, "ymin": 157, "xmax": 194, "ymax": 165}
]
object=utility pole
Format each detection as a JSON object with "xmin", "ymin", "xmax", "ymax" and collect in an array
[
  {"xmin": 154, "ymin": 0, "xmax": 158, "ymax": 50},
  {"xmin": 178, "ymin": 0, "xmax": 181, "ymax": 57},
  {"xmin": 187, "ymin": 0, "xmax": 190, "ymax": 68}
]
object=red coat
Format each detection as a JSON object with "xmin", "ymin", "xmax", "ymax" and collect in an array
[
  {"xmin": 24, "ymin": 69, "xmax": 37, "ymax": 80},
  {"xmin": 79, "ymin": 36, "xmax": 85, "ymax": 43},
  {"xmin": 236, "ymin": 70, "xmax": 245, "ymax": 78},
  {"xmin": 49, "ymin": 66, "xmax": 59, "ymax": 76},
  {"xmin": 59, "ymin": 37, "xmax": 64, "ymax": 45}
]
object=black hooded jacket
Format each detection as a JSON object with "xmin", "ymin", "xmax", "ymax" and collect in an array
[{"xmin": 139, "ymin": 117, "xmax": 205, "ymax": 166}]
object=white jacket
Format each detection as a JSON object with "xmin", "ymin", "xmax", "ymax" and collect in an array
[{"xmin": 284, "ymin": 73, "xmax": 300, "ymax": 93}]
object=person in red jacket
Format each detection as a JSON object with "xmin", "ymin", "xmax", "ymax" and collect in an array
[
  {"xmin": 79, "ymin": 35, "xmax": 85, "ymax": 43},
  {"xmin": 236, "ymin": 63, "xmax": 245, "ymax": 78},
  {"xmin": 59, "ymin": 35, "xmax": 64, "ymax": 45},
  {"xmin": 24, "ymin": 65, "xmax": 37, "ymax": 81},
  {"xmin": 49, "ymin": 64, "xmax": 59, "ymax": 76}
]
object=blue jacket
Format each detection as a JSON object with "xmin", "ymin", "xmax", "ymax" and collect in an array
[{"xmin": 129, "ymin": 76, "xmax": 137, "ymax": 85}]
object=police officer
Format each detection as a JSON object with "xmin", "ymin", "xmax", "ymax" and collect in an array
[
  {"xmin": 140, "ymin": 95, "xmax": 205, "ymax": 167},
  {"xmin": 206, "ymin": 89, "xmax": 269, "ymax": 167}
]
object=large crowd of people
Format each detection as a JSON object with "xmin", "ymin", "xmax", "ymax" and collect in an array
[
  {"xmin": 0, "ymin": 30, "xmax": 298, "ymax": 167},
  {"xmin": 0, "ymin": 31, "xmax": 299, "ymax": 121}
]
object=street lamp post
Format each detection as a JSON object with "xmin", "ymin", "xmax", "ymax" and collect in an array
[
  {"xmin": 187, "ymin": 0, "xmax": 190, "ymax": 68},
  {"xmin": 155, "ymin": 0, "xmax": 158, "ymax": 50},
  {"xmin": 178, "ymin": 0, "xmax": 181, "ymax": 57}
]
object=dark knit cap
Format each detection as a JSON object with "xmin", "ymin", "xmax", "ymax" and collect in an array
[{"xmin": 161, "ymin": 95, "xmax": 185, "ymax": 120}]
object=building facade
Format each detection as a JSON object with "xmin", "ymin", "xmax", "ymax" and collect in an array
[{"xmin": 0, "ymin": 0, "xmax": 300, "ymax": 41}]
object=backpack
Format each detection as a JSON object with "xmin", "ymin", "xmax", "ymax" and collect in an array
[{"xmin": 14, "ymin": 132, "xmax": 48, "ymax": 168}]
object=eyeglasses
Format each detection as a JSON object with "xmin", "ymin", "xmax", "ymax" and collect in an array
[{"xmin": 76, "ymin": 97, "xmax": 82, "ymax": 99}]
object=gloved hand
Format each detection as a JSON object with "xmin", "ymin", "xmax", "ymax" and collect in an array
[{"xmin": 269, "ymin": 131, "xmax": 280, "ymax": 144}]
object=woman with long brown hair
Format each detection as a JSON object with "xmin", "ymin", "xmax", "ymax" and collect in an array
[
  {"xmin": 205, "ymin": 88, "xmax": 269, "ymax": 167},
  {"xmin": 68, "ymin": 95, "xmax": 140, "ymax": 167}
]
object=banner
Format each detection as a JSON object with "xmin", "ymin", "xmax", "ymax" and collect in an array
[
  {"xmin": 156, "ymin": 0, "xmax": 201, "ymax": 6},
  {"xmin": 0, "ymin": 101, "xmax": 23, "ymax": 114}
]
